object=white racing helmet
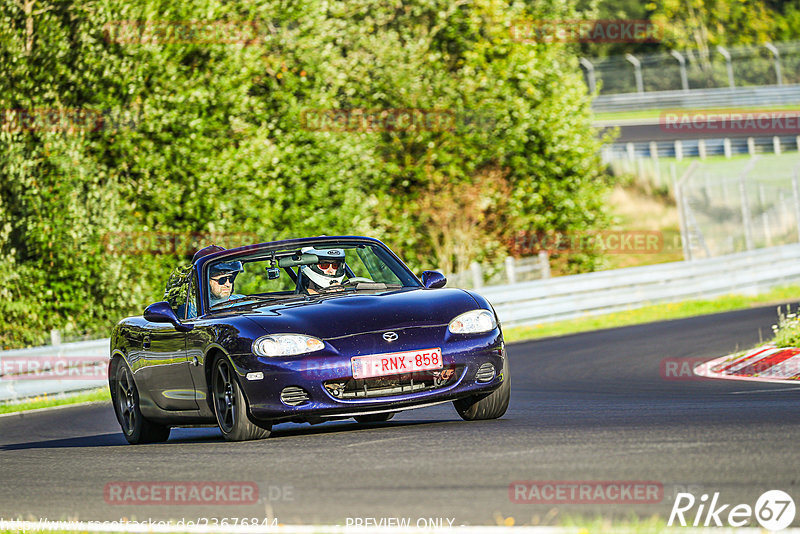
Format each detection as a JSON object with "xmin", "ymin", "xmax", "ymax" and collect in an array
[{"xmin": 300, "ymin": 247, "xmax": 346, "ymax": 288}]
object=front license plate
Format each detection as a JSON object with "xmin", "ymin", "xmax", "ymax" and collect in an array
[{"xmin": 351, "ymin": 348, "xmax": 443, "ymax": 379}]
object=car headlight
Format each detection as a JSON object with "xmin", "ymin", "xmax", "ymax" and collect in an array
[
  {"xmin": 448, "ymin": 309, "xmax": 497, "ymax": 334},
  {"xmin": 252, "ymin": 334, "xmax": 325, "ymax": 357}
]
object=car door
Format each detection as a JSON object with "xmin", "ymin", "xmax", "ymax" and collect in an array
[
  {"xmin": 182, "ymin": 270, "xmax": 216, "ymax": 417},
  {"xmin": 137, "ymin": 274, "xmax": 198, "ymax": 411}
]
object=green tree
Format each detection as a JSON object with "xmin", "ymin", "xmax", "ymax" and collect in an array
[{"xmin": 0, "ymin": 0, "xmax": 611, "ymax": 347}]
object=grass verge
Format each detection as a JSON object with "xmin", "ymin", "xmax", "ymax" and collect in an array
[
  {"xmin": 0, "ymin": 387, "xmax": 110, "ymax": 415},
  {"xmin": 503, "ymin": 284, "xmax": 799, "ymax": 343}
]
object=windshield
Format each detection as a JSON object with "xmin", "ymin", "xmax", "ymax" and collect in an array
[{"xmin": 204, "ymin": 240, "xmax": 420, "ymax": 311}]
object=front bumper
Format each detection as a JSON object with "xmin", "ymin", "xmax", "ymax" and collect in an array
[{"xmin": 230, "ymin": 326, "xmax": 506, "ymax": 423}]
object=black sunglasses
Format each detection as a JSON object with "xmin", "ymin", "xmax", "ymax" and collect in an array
[
  {"xmin": 318, "ymin": 261, "xmax": 340, "ymax": 270},
  {"xmin": 211, "ymin": 274, "xmax": 236, "ymax": 285}
]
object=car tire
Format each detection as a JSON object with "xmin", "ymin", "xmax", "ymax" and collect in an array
[
  {"xmin": 354, "ymin": 412, "xmax": 395, "ymax": 423},
  {"xmin": 112, "ymin": 359, "xmax": 171, "ymax": 444},
  {"xmin": 211, "ymin": 356, "xmax": 271, "ymax": 441},
  {"xmin": 453, "ymin": 358, "xmax": 510, "ymax": 421}
]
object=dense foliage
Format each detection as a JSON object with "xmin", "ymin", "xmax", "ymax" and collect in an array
[
  {"xmin": 0, "ymin": 0, "xmax": 612, "ymax": 348},
  {"xmin": 578, "ymin": 0, "xmax": 800, "ymax": 57}
]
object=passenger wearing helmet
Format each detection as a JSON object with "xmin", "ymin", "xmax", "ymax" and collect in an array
[
  {"xmin": 299, "ymin": 247, "xmax": 347, "ymax": 294},
  {"xmin": 208, "ymin": 259, "xmax": 245, "ymax": 307}
]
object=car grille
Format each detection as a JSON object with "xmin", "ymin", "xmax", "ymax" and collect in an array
[
  {"xmin": 280, "ymin": 386, "xmax": 311, "ymax": 406},
  {"xmin": 324, "ymin": 365, "xmax": 462, "ymax": 399},
  {"xmin": 475, "ymin": 362, "xmax": 496, "ymax": 382}
]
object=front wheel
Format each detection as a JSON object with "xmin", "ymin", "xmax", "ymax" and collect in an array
[
  {"xmin": 212, "ymin": 356, "xmax": 271, "ymax": 441},
  {"xmin": 112, "ymin": 359, "xmax": 171, "ymax": 444},
  {"xmin": 453, "ymin": 359, "xmax": 510, "ymax": 421}
]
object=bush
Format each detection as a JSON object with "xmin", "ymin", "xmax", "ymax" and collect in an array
[{"xmin": 0, "ymin": 0, "xmax": 612, "ymax": 348}]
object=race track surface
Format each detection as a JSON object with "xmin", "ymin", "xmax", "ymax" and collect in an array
[{"xmin": 2, "ymin": 304, "xmax": 800, "ymax": 526}]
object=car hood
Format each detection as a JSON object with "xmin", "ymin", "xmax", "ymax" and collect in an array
[{"xmin": 228, "ymin": 287, "xmax": 480, "ymax": 339}]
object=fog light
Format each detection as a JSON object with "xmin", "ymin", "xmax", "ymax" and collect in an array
[
  {"xmin": 475, "ymin": 363, "xmax": 496, "ymax": 382},
  {"xmin": 246, "ymin": 372, "xmax": 264, "ymax": 381},
  {"xmin": 281, "ymin": 386, "xmax": 310, "ymax": 406}
]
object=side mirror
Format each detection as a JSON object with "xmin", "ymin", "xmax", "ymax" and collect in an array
[
  {"xmin": 421, "ymin": 271, "xmax": 447, "ymax": 289},
  {"xmin": 144, "ymin": 301, "xmax": 194, "ymax": 332}
]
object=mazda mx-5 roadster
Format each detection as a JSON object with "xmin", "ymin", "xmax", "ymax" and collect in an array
[{"xmin": 109, "ymin": 236, "xmax": 509, "ymax": 443}]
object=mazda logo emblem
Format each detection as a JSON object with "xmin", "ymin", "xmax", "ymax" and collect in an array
[{"xmin": 382, "ymin": 331, "xmax": 399, "ymax": 342}]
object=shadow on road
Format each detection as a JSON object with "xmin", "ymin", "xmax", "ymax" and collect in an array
[
  {"xmin": 0, "ymin": 418, "xmax": 465, "ymax": 450},
  {"xmin": 0, "ymin": 432, "xmax": 127, "ymax": 450}
]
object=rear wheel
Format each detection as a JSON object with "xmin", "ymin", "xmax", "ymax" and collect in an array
[
  {"xmin": 454, "ymin": 359, "xmax": 510, "ymax": 421},
  {"xmin": 212, "ymin": 356, "xmax": 271, "ymax": 441},
  {"xmin": 112, "ymin": 360, "xmax": 171, "ymax": 444},
  {"xmin": 354, "ymin": 412, "xmax": 395, "ymax": 423}
]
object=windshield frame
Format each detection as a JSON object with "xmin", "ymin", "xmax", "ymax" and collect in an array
[{"xmin": 195, "ymin": 236, "xmax": 422, "ymax": 316}]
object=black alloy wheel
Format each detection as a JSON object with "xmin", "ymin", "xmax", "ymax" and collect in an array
[
  {"xmin": 211, "ymin": 356, "xmax": 271, "ymax": 441},
  {"xmin": 113, "ymin": 360, "xmax": 170, "ymax": 444}
]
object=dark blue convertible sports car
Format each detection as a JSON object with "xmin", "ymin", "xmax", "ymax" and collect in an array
[{"xmin": 109, "ymin": 236, "xmax": 509, "ymax": 443}]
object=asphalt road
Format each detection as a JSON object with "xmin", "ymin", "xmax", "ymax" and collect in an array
[{"xmin": 2, "ymin": 304, "xmax": 800, "ymax": 527}]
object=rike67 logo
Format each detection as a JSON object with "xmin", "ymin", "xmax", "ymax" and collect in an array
[{"xmin": 669, "ymin": 490, "xmax": 796, "ymax": 530}]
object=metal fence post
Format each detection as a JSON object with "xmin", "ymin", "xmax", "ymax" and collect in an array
[
  {"xmin": 650, "ymin": 141, "xmax": 661, "ymax": 187},
  {"xmin": 537, "ymin": 251, "xmax": 550, "ymax": 279},
  {"xmin": 625, "ymin": 53, "xmax": 644, "ymax": 93},
  {"xmin": 739, "ymin": 158, "xmax": 759, "ymax": 251},
  {"xmin": 579, "ymin": 58, "xmax": 597, "ymax": 94},
  {"xmin": 793, "ymin": 165, "xmax": 800, "ymax": 242},
  {"xmin": 674, "ymin": 140, "xmax": 683, "ymax": 161},
  {"xmin": 765, "ymin": 43, "xmax": 783, "ymax": 86},
  {"xmin": 505, "ymin": 256, "xmax": 516, "ymax": 285},
  {"xmin": 470, "ymin": 262, "xmax": 483, "ymax": 289},
  {"xmin": 670, "ymin": 50, "xmax": 689, "ymax": 91},
  {"xmin": 717, "ymin": 46, "xmax": 735, "ymax": 89},
  {"xmin": 675, "ymin": 162, "xmax": 699, "ymax": 260}
]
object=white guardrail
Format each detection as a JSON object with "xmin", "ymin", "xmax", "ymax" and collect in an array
[
  {"xmin": 3, "ymin": 244, "xmax": 800, "ymax": 402},
  {"xmin": 0, "ymin": 338, "xmax": 109, "ymax": 403},
  {"xmin": 592, "ymin": 83, "xmax": 800, "ymax": 113},
  {"xmin": 478, "ymin": 243, "xmax": 800, "ymax": 327}
]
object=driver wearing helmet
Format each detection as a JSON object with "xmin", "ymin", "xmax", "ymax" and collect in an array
[
  {"xmin": 299, "ymin": 247, "xmax": 347, "ymax": 294},
  {"xmin": 208, "ymin": 259, "xmax": 245, "ymax": 307}
]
